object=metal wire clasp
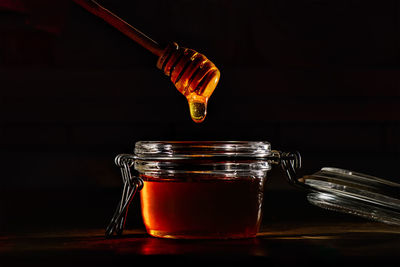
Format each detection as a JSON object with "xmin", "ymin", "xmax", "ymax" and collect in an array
[
  {"xmin": 105, "ymin": 154, "xmax": 143, "ymax": 238},
  {"xmin": 268, "ymin": 150, "xmax": 302, "ymax": 187}
]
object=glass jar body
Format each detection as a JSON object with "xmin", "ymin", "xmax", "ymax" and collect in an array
[
  {"xmin": 139, "ymin": 172, "xmax": 267, "ymax": 239},
  {"xmin": 132, "ymin": 141, "xmax": 272, "ymax": 239}
]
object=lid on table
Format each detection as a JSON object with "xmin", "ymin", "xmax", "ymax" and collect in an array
[{"xmin": 301, "ymin": 167, "xmax": 400, "ymax": 226}]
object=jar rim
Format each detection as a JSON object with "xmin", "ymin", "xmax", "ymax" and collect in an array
[{"xmin": 134, "ymin": 141, "xmax": 271, "ymax": 159}]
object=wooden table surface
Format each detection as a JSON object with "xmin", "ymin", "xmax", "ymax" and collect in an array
[{"xmin": 1, "ymin": 220, "xmax": 400, "ymax": 267}]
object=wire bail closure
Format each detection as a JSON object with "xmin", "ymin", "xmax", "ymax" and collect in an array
[
  {"xmin": 269, "ymin": 150, "xmax": 302, "ymax": 187},
  {"xmin": 106, "ymin": 154, "xmax": 143, "ymax": 238}
]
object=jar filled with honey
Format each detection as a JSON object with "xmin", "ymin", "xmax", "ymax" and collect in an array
[
  {"xmin": 135, "ymin": 141, "xmax": 271, "ymax": 239},
  {"xmin": 107, "ymin": 141, "xmax": 298, "ymax": 239}
]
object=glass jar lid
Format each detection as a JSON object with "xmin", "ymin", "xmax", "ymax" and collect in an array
[{"xmin": 300, "ymin": 167, "xmax": 400, "ymax": 226}]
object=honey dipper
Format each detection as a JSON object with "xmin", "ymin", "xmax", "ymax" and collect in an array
[{"xmin": 73, "ymin": 0, "xmax": 220, "ymax": 123}]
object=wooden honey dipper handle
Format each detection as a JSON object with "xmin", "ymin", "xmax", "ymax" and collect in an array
[{"xmin": 72, "ymin": 0, "xmax": 164, "ymax": 57}]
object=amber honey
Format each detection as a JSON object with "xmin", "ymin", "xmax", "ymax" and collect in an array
[
  {"xmin": 140, "ymin": 174, "xmax": 265, "ymax": 239},
  {"xmin": 156, "ymin": 43, "xmax": 220, "ymax": 123}
]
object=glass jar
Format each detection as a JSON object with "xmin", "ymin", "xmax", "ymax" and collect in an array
[
  {"xmin": 106, "ymin": 141, "xmax": 297, "ymax": 239},
  {"xmin": 135, "ymin": 141, "xmax": 270, "ymax": 239}
]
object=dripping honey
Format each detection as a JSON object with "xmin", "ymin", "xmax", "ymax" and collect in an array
[
  {"xmin": 157, "ymin": 42, "xmax": 220, "ymax": 123},
  {"xmin": 140, "ymin": 174, "xmax": 265, "ymax": 239}
]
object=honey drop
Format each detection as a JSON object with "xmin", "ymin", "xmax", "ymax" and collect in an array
[{"xmin": 188, "ymin": 99, "xmax": 207, "ymax": 123}]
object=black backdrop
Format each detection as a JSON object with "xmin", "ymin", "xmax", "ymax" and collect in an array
[{"xmin": 0, "ymin": 0, "xmax": 399, "ymax": 233}]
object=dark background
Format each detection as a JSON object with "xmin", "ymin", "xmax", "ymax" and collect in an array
[{"xmin": 0, "ymin": 0, "xmax": 399, "ymax": 234}]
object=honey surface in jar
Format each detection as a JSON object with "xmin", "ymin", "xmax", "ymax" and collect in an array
[
  {"xmin": 140, "ymin": 174, "xmax": 265, "ymax": 239},
  {"xmin": 157, "ymin": 43, "xmax": 220, "ymax": 123}
]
